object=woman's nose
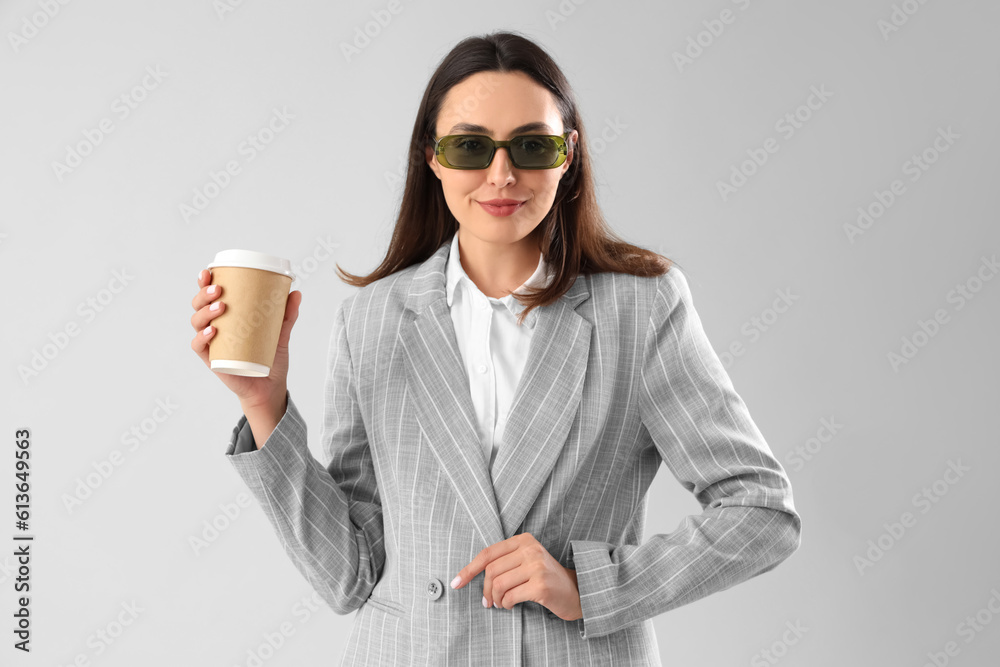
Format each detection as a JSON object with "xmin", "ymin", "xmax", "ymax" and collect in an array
[{"xmin": 486, "ymin": 146, "xmax": 515, "ymax": 186}]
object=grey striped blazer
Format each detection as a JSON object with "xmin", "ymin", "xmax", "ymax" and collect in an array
[{"xmin": 224, "ymin": 238, "xmax": 802, "ymax": 666}]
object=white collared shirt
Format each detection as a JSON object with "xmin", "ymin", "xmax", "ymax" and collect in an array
[{"xmin": 445, "ymin": 232, "xmax": 554, "ymax": 472}]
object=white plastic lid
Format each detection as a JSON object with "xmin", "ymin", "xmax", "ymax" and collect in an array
[{"xmin": 207, "ymin": 249, "xmax": 296, "ymax": 281}]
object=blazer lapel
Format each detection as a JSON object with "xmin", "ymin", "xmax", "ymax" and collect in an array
[
  {"xmin": 489, "ymin": 279, "xmax": 591, "ymax": 538},
  {"xmin": 398, "ymin": 238, "xmax": 592, "ymax": 548}
]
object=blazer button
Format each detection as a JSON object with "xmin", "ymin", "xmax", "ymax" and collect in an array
[{"xmin": 426, "ymin": 578, "xmax": 444, "ymax": 600}]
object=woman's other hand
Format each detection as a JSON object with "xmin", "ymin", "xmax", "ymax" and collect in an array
[{"xmin": 450, "ymin": 533, "xmax": 584, "ymax": 622}]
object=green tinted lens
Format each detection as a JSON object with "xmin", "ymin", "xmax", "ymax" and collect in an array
[
  {"xmin": 511, "ymin": 136, "xmax": 561, "ymax": 168},
  {"xmin": 441, "ymin": 135, "xmax": 492, "ymax": 168}
]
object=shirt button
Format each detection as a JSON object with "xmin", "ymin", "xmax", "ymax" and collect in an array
[{"xmin": 477, "ymin": 364, "xmax": 488, "ymax": 374}]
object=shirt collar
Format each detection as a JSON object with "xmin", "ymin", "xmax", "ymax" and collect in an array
[{"xmin": 445, "ymin": 232, "xmax": 553, "ymax": 328}]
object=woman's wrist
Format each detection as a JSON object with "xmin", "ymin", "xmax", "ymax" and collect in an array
[
  {"xmin": 239, "ymin": 387, "xmax": 287, "ymax": 417},
  {"xmin": 239, "ymin": 390, "xmax": 288, "ymax": 450}
]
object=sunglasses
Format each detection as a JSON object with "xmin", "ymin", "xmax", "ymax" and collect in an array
[{"xmin": 432, "ymin": 132, "xmax": 572, "ymax": 170}]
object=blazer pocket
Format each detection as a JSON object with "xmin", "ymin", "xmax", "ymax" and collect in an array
[{"xmin": 365, "ymin": 592, "xmax": 406, "ymax": 618}]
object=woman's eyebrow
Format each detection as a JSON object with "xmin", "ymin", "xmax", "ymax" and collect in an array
[{"xmin": 447, "ymin": 122, "xmax": 554, "ymax": 135}]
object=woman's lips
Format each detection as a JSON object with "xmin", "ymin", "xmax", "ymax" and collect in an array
[{"xmin": 477, "ymin": 200, "xmax": 526, "ymax": 217}]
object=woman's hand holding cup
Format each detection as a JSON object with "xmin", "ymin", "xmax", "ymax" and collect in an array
[{"xmin": 190, "ymin": 268, "xmax": 302, "ymax": 428}]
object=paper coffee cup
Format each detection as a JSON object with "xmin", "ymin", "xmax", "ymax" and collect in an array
[{"xmin": 205, "ymin": 249, "xmax": 296, "ymax": 377}]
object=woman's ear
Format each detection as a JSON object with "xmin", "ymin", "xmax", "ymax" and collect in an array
[
  {"xmin": 425, "ymin": 145, "xmax": 441, "ymax": 180},
  {"xmin": 562, "ymin": 129, "xmax": 579, "ymax": 174}
]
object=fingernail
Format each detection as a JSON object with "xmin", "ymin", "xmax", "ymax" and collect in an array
[
  {"xmin": 450, "ymin": 576, "xmax": 461, "ymax": 589},
  {"xmin": 210, "ymin": 301, "xmax": 220, "ymax": 311},
  {"xmin": 203, "ymin": 325, "xmax": 212, "ymax": 336},
  {"xmin": 482, "ymin": 596, "xmax": 489, "ymax": 608},
  {"xmin": 207, "ymin": 285, "xmax": 217, "ymax": 295}
]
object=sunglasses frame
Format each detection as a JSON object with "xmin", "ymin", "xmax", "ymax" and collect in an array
[{"xmin": 432, "ymin": 132, "xmax": 572, "ymax": 170}]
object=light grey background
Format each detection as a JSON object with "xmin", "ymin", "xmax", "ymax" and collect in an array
[{"xmin": 2, "ymin": 1, "xmax": 998, "ymax": 665}]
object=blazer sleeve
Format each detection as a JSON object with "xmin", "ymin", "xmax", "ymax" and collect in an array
[
  {"xmin": 223, "ymin": 300, "xmax": 384, "ymax": 615},
  {"xmin": 569, "ymin": 267, "xmax": 802, "ymax": 639}
]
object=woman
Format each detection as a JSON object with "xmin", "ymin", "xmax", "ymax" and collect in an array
[{"xmin": 190, "ymin": 31, "xmax": 801, "ymax": 666}]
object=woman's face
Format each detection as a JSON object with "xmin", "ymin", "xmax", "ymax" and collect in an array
[{"xmin": 425, "ymin": 70, "xmax": 578, "ymax": 246}]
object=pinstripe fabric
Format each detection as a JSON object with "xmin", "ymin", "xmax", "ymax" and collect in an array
[
  {"xmin": 224, "ymin": 238, "xmax": 802, "ymax": 666},
  {"xmin": 444, "ymin": 230, "xmax": 554, "ymax": 473}
]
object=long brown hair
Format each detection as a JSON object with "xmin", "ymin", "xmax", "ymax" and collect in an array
[{"xmin": 336, "ymin": 30, "xmax": 674, "ymax": 325}]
